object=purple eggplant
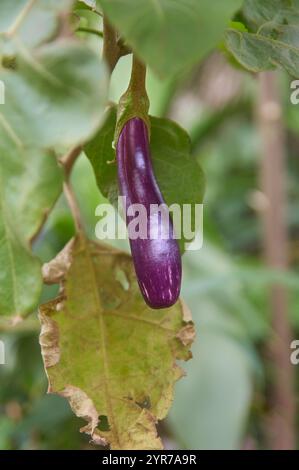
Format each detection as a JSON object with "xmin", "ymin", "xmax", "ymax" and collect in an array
[{"xmin": 116, "ymin": 117, "xmax": 182, "ymax": 309}]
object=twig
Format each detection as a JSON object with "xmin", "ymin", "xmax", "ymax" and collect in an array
[
  {"xmin": 59, "ymin": 145, "xmax": 82, "ymax": 180},
  {"xmin": 63, "ymin": 181, "xmax": 83, "ymax": 233},
  {"xmin": 59, "ymin": 146, "xmax": 84, "ymax": 233},
  {"xmin": 257, "ymin": 71, "xmax": 296, "ymax": 450}
]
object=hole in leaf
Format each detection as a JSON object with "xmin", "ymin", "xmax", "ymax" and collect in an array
[
  {"xmin": 98, "ymin": 415, "xmax": 110, "ymax": 431},
  {"xmin": 135, "ymin": 396, "xmax": 151, "ymax": 410},
  {"xmin": 270, "ymin": 28, "xmax": 280, "ymax": 40}
]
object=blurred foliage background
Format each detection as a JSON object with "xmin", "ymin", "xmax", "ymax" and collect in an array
[{"xmin": 1, "ymin": 7, "xmax": 299, "ymax": 450}]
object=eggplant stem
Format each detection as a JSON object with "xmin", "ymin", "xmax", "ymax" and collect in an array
[{"xmin": 129, "ymin": 55, "xmax": 147, "ymax": 98}]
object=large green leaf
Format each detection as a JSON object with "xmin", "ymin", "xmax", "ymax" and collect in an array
[
  {"xmin": 0, "ymin": 146, "xmax": 62, "ymax": 316},
  {"xmin": 84, "ymin": 106, "xmax": 205, "ymax": 253},
  {"xmin": 0, "ymin": 0, "xmax": 108, "ymax": 149},
  {"xmin": 1, "ymin": 40, "xmax": 108, "ymax": 149},
  {"xmin": 225, "ymin": 0, "xmax": 299, "ymax": 76},
  {"xmin": 39, "ymin": 235, "xmax": 194, "ymax": 449},
  {"xmin": 0, "ymin": 0, "xmax": 73, "ymax": 54},
  {"xmin": 0, "ymin": 2, "xmax": 108, "ymax": 317},
  {"xmin": 98, "ymin": 0, "xmax": 243, "ymax": 77}
]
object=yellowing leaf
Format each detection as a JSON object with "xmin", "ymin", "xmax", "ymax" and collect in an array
[{"xmin": 39, "ymin": 236, "xmax": 194, "ymax": 449}]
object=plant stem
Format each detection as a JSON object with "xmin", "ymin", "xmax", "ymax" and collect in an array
[
  {"xmin": 59, "ymin": 146, "xmax": 84, "ymax": 233},
  {"xmin": 128, "ymin": 54, "xmax": 147, "ymax": 97},
  {"xmin": 257, "ymin": 71, "xmax": 296, "ymax": 450},
  {"xmin": 60, "ymin": 145, "xmax": 82, "ymax": 179},
  {"xmin": 115, "ymin": 54, "xmax": 150, "ymax": 142},
  {"xmin": 102, "ymin": 16, "xmax": 131, "ymax": 74},
  {"xmin": 63, "ymin": 181, "xmax": 83, "ymax": 233},
  {"xmin": 103, "ymin": 17, "xmax": 121, "ymax": 74}
]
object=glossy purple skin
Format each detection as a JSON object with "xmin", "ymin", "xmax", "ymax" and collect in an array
[{"xmin": 116, "ymin": 118, "xmax": 182, "ymax": 309}]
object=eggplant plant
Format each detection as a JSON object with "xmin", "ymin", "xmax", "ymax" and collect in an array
[{"xmin": 0, "ymin": 0, "xmax": 296, "ymax": 452}]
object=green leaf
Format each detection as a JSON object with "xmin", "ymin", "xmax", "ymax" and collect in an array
[
  {"xmin": 84, "ymin": 107, "xmax": 119, "ymax": 206},
  {"xmin": 225, "ymin": 0, "xmax": 299, "ymax": 76},
  {"xmin": 39, "ymin": 236, "xmax": 194, "ymax": 450},
  {"xmin": 0, "ymin": 0, "xmax": 73, "ymax": 54},
  {"xmin": 0, "ymin": 147, "xmax": 63, "ymax": 316},
  {"xmin": 0, "ymin": 2, "xmax": 108, "ymax": 317},
  {"xmin": 77, "ymin": 0, "xmax": 97, "ymax": 9},
  {"xmin": 0, "ymin": 0, "xmax": 108, "ymax": 149},
  {"xmin": 84, "ymin": 106, "xmax": 205, "ymax": 252},
  {"xmin": 98, "ymin": 0, "xmax": 243, "ymax": 77},
  {"xmin": 1, "ymin": 40, "xmax": 108, "ymax": 149}
]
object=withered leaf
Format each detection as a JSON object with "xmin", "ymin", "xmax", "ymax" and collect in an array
[{"xmin": 39, "ymin": 235, "xmax": 194, "ymax": 450}]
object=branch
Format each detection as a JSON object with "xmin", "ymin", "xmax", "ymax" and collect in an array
[
  {"xmin": 63, "ymin": 181, "xmax": 83, "ymax": 233},
  {"xmin": 257, "ymin": 71, "xmax": 296, "ymax": 450},
  {"xmin": 59, "ymin": 145, "xmax": 82, "ymax": 180},
  {"xmin": 59, "ymin": 146, "xmax": 84, "ymax": 233}
]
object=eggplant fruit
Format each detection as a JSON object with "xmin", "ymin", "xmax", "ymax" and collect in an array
[{"xmin": 116, "ymin": 117, "xmax": 181, "ymax": 309}]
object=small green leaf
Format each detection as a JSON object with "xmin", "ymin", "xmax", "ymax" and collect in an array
[
  {"xmin": 98, "ymin": 0, "xmax": 243, "ymax": 77},
  {"xmin": 39, "ymin": 236, "xmax": 194, "ymax": 450},
  {"xmin": 84, "ymin": 106, "xmax": 205, "ymax": 253},
  {"xmin": 225, "ymin": 0, "xmax": 299, "ymax": 76}
]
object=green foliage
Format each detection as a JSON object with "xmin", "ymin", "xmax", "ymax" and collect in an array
[
  {"xmin": 98, "ymin": 0, "xmax": 243, "ymax": 77},
  {"xmin": 1, "ymin": 41, "xmax": 107, "ymax": 149},
  {"xmin": 0, "ymin": 0, "xmax": 107, "ymax": 316},
  {"xmin": 225, "ymin": 0, "xmax": 299, "ymax": 76},
  {"xmin": 0, "ymin": 0, "xmax": 73, "ymax": 54},
  {"xmin": 1, "ymin": 0, "xmax": 298, "ymax": 452},
  {"xmin": 0, "ymin": 150, "xmax": 62, "ymax": 316}
]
